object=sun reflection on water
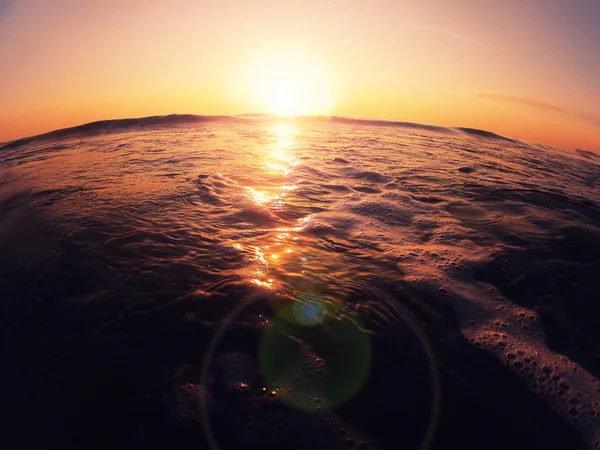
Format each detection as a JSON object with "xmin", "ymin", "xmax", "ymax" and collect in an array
[
  {"xmin": 237, "ymin": 122, "xmax": 317, "ymax": 291},
  {"xmin": 264, "ymin": 123, "xmax": 298, "ymax": 175},
  {"xmin": 236, "ymin": 122, "xmax": 372, "ymax": 412}
]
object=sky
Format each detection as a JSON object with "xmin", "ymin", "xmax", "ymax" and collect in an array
[{"xmin": 1, "ymin": 0, "xmax": 599, "ymax": 151}]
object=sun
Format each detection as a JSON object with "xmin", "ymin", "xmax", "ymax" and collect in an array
[{"xmin": 245, "ymin": 47, "xmax": 335, "ymax": 116}]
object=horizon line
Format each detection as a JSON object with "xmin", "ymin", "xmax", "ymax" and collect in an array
[{"xmin": 0, "ymin": 112, "xmax": 595, "ymax": 155}]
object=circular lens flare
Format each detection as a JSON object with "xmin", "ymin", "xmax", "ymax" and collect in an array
[{"xmin": 259, "ymin": 307, "xmax": 371, "ymax": 411}]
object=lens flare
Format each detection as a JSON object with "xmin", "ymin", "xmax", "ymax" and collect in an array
[
  {"xmin": 259, "ymin": 307, "xmax": 371, "ymax": 411},
  {"xmin": 292, "ymin": 292, "xmax": 327, "ymax": 326}
]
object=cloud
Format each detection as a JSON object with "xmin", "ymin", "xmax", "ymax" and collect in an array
[
  {"xmin": 474, "ymin": 91, "xmax": 600, "ymax": 128},
  {"xmin": 410, "ymin": 25, "xmax": 485, "ymax": 48}
]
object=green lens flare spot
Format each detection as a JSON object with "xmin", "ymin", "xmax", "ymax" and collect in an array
[{"xmin": 259, "ymin": 309, "xmax": 371, "ymax": 411}]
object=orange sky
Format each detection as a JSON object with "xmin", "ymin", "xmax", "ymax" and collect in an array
[{"xmin": 1, "ymin": 0, "xmax": 599, "ymax": 152}]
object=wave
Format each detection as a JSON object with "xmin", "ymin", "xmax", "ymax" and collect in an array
[
  {"xmin": 0, "ymin": 114, "xmax": 241, "ymax": 150},
  {"xmin": 1, "ymin": 113, "xmax": 521, "ymax": 151},
  {"xmin": 317, "ymin": 117, "xmax": 517, "ymax": 142},
  {"xmin": 326, "ymin": 116, "xmax": 453, "ymax": 133},
  {"xmin": 576, "ymin": 149, "xmax": 600, "ymax": 160},
  {"xmin": 455, "ymin": 127, "xmax": 517, "ymax": 142}
]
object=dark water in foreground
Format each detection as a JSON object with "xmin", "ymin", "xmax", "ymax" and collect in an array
[{"xmin": 1, "ymin": 116, "xmax": 600, "ymax": 449}]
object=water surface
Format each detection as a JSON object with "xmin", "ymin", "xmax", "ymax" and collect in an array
[{"xmin": 1, "ymin": 116, "xmax": 600, "ymax": 449}]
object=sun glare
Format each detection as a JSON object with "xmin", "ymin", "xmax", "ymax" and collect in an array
[{"xmin": 245, "ymin": 48, "xmax": 335, "ymax": 116}]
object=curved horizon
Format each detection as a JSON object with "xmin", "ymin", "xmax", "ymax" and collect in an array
[
  {"xmin": 0, "ymin": 112, "xmax": 534, "ymax": 151},
  {"xmin": 2, "ymin": 109, "xmax": 599, "ymax": 155}
]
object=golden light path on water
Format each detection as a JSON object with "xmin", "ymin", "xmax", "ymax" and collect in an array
[
  {"xmin": 241, "ymin": 122, "xmax": 338, "ymax": 321},
  {"xmin": 196, "ymin": 121, "xmax": 442, "ymax": 450},
  {"xmin": 247, "ymin": 123, "xmax": 301, "ymax": 290},
  {"xmin": 199, "ymin": 122, "xmax": 372, "ymax": 419}
]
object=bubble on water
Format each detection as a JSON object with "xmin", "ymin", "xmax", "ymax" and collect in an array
[
  {"xmin": 163, "ymin": 382, "xmax": 209, "ymax": 426},
  {"xmin": 462, "ymin": 308, "xmax": 600, "ymax": 446},
  {"xmin": 407, "ymin": 244, "xmax": 600, "ymax": 447},
  {"xmin": 218, "ymin": 352, "xmax": 259, "ymax": 393}
]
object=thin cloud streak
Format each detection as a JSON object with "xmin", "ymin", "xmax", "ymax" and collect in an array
[
  {"xmin": 410, "ymin": 25, "xmax": 486, "ymax": 48},
  {"xmin": 474, "ymin": 91, "xmax": 600, "ymax": 128}
]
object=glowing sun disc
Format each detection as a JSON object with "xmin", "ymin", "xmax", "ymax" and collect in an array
[{"xmin": 245, "ymin": 48, "xmax": 335, "ymax": 116}]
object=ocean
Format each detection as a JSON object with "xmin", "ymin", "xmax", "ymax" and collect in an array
[{"xmin": 1, "ymin": 115, "xmax": 600, "ymax": 449}]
